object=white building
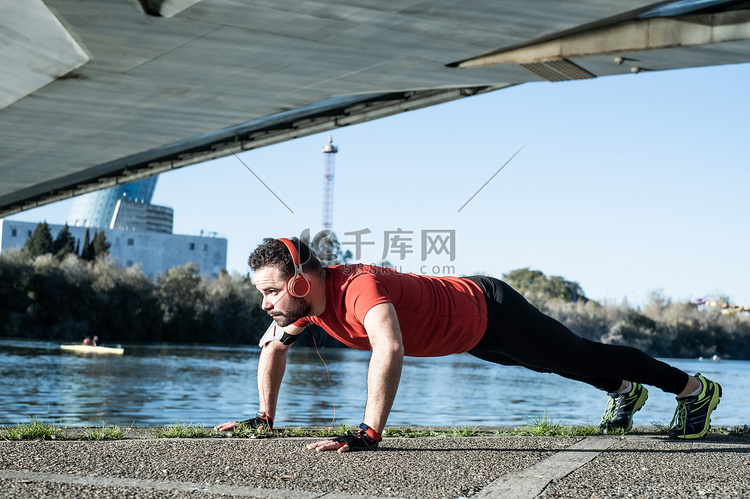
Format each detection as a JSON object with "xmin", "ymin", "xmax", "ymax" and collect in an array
[
  {"xmin": 109, "ymin": 199, "xmax": 174, "ymax": 234},
  {"xmin": 0, "ymin": 219, "xmax": 227, "ymax": 280}
]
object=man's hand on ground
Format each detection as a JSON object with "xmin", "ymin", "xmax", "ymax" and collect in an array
[
  {"xmin": 214, "ymin": 421, "xmax": 239, "ymax": 432},
  {"xmin": 306, "ymin": 439, "xmax": 351, "ymax": 453},
  {"xmin": 307, "ymin": 426, "xmax": 380, "ymax": 452},
  {"xmin": 214, "ymin": 412, "xmax": 273, "ymax": 433},
  {"xmin": 214, "ymin": 412, "xmax": 273, "ymax": 432}
]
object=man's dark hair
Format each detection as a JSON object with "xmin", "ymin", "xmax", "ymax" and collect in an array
[{"xmin": 248, "ymin": 237, "xmax": 322, "ymax": 278}]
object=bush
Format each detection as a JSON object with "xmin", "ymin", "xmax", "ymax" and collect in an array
[
  {"xmin": 2, "ymin": 250, "xmax": 749, "ymax": 357},
  {"xmin": 0, "ymin": 251, "xmax": 266, "ymax": 345}
]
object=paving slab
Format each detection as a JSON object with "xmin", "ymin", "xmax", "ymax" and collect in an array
[
  {"xmin": 1, "ymin": 428, "xmax": 748, "ymax": 498},
  {"xmin": 538, "ymin": 435, "xmax": 750, "ymax": 498}
]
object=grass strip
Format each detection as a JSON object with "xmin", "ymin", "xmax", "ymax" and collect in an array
[
  {"xmin": 83, "ymin": 422, "xmax": 132, "ymax": 440},
  {"xmin": 0, "ymin": 416, "xmax": 134, "ymax": 441},
  {"xmin": 0, "ymin": 416, "xmax": 68, "ymax": 441},
  {"xmin": 151, "ymin": 421, "xmax": 214, "ymax": 438},
  {"xmin": 1, "ymin": 416, "xmax": 746, "ymax": 440}
]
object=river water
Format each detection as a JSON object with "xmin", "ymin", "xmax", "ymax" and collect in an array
[{"xmin": 1, "ymin": 338, "xmax": 747, "ymax": 428}]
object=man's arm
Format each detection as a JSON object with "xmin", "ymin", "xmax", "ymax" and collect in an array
[
  {"xmin": 214, "ymin": 324, "xmax": 304, "ymax": 432},
  {"xmin": 256, "ymin": 334, "xmax": 291, "ymax": 419},
  {"xmin": 307, "ymin": 302, "xmax": 404, "ymax": 452},
  {"xmin": 362, "ymin": 302, "xmax": 404, "ymax": 433}
]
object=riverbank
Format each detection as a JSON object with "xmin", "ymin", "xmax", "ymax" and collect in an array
[
  {"xmin": 1, "ymin": 428, "xmax": 748, "ymax": 498},
  {"xmin": 4, "ymin": 248, "xmax": 750, "ymax": 359},
  {"xmin": 4, "ymin": 339, "xmax": 750, "ymax": 428}
]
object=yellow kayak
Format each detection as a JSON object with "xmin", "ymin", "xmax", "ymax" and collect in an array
[{"xmin": 60, "ymin": 344, "xmax": 124, "ymax": 355}]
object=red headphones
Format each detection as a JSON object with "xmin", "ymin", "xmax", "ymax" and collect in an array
[{"xmin": 278, "ymin": 238, "xmax": 311, "ymax": 298}]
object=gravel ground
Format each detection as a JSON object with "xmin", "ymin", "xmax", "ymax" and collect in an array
[
  {"xmin": 0, "ymin": 435, "xmax": 577, "ymax": 498},
  {"xmin": 538, "ymin": 435, "xmax": 750, "ymax": 498},
  {"xmin": 1, "ymin": 429, "xmax": 748, "ymax": 499},
  {"xmin": 0, "ymin": 479, "xmax": 221, "ymax": 499}
]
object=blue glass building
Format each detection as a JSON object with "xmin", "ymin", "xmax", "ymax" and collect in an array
[{"xmin": 67, "ymin": 177, "xmax": 158, "ymax": 228}]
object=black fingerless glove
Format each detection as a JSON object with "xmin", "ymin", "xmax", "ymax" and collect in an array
[
  {"xmin": 239, "ymin": 411, "xmax": 274, "ymax": 430},
  {"xmin": 331, "ymin": 423, "xmax": 382, "ymax": 451}
]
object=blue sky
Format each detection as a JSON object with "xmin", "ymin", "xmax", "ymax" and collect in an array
[{"xmin": 14, "ymin": 62, "xmax": 750, "ymax": 308}]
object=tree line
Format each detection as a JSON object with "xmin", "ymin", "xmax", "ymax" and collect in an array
[
  {"xmin": 23, "ymin": 221, "xmax": 111, "ymax": 261},
  {"xmin": 502, "ymin": 268, "xmax": 750, "ymax": 360},
  {"xmin": 0, "ymin": 248, "xmax": 269, "ymax": 346},
  {"xmin": 2, "ymin": 224, "xmax": 749, "ymax": 357}
]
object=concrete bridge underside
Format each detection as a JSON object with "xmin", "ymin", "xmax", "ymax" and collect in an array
[{"xmin": 2, "ymin": 0, "xmax": 750, "ymax": 217}]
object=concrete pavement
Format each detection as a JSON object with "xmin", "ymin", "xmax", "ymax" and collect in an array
[{"xmin": 1, "ymin": 428, "xmax": 748, "ymax": 498}]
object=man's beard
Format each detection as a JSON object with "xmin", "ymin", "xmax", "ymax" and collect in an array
[{"xmin": 271, "ymin": 295, "xmax": 312, "ymax": 327}]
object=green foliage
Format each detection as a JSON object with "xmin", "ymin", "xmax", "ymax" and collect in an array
[
  {"xmin": 81, "ymin": 228, "xmax": 94, "ymax": 261},
  {"xmin": 0, "ymin": 417, "xmax": 133, "ymax": 441},
  {"xmin": 511, "ymin": 269, "xmax": 750, "ymax": 360},
  {"xmin": 231, "ymin": 421, "xmax": 273, "ymax": 438},
  {"xmin": 0, "ymin": 416, "xmax": 68, "ymax": 441},
  {"xmin": 157, "ymin": 263, "xmax": 206, "ymax": 343},
  {"xmin": 493, "ymin": 414, "xmax": 600, "ymax": 437},
  {"xmin": 2, "ymin": 232, "xmax": 750, "ymax": 359},
  {"xmin": 521, "ymin": 413, "xmax": 566, "ymax": 436},
  {"xmin": 0, "ymin": 248, "xmax": 267, "ymax": 345},
  {"xmin": 92, "ymin": 230, "xmax": 111, "ymax": 258},
  {"xmin": 84, "ymin": 422, "xmax": 131, "ymax": 440},
  {"xmin": 80, "ymin": 229, "xmax": 110, "ymax": 261},
  {"xmin": 152, "ymin": 422, "xmax": 213, "ymax": 438},
  {"xmin": 0, "ymin": 222, "xmax": 268, "ymax": 344},
  {"xmin": 313, "ymin": 424, "xmax": 352, "ymax": 438},
  {"xmin": 503, "ymin": 267, "xmax": 586, "ymax": 306},
  {"xmin": 0, "ymin": 250, "xmax": 33, "ymax": 336},
  {"xmin": 381, "ymin": 427, "xmax": 439, "ymax": 438},
  {"xmin": 278, "ymin": 426, "xmax": 309, "ymax": 437},
  {"xmin": 447, "ymin": 425, "xmax": 480, "ymax": 437},
  {"xmin": 53, "ymin": 224, "xmax": 76, "ymax": 259},
  {"xmin": 203, "ymin": 270, "xmax": 265, "ymax": 344},
  {"xmin": 23, "ymin": 222, "xmax": 54, "ymax": 258},
  {"xmin": 726, "ymin": 424, "xmax": 750, "ymax": 436}
]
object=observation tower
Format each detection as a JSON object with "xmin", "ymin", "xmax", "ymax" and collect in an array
[{"xmin": 321, "ymin": 136, "xmax": 338, "ymax": 230}]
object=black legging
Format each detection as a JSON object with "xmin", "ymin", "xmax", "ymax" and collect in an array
[{"xmin": 465, "ymin": 276, "xmax": 688, "ymax": 394}]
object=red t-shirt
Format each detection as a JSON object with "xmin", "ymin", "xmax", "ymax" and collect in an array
[{"xmin": 294, "ymin": 265, "xmax": 487, "ymax": 357}]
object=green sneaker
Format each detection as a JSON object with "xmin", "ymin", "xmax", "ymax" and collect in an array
[
  {"xmin": 668, "ymin": 373, "xmax": 722, "ymax": 440},
  {"xmin": 600, "ymin": 382, "xmax": 648, "ymax": 432}
]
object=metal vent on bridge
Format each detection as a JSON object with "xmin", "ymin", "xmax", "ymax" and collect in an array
[{"xmin": 520, "ymin": 59, "xmax": 595, "ymax": 81}]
